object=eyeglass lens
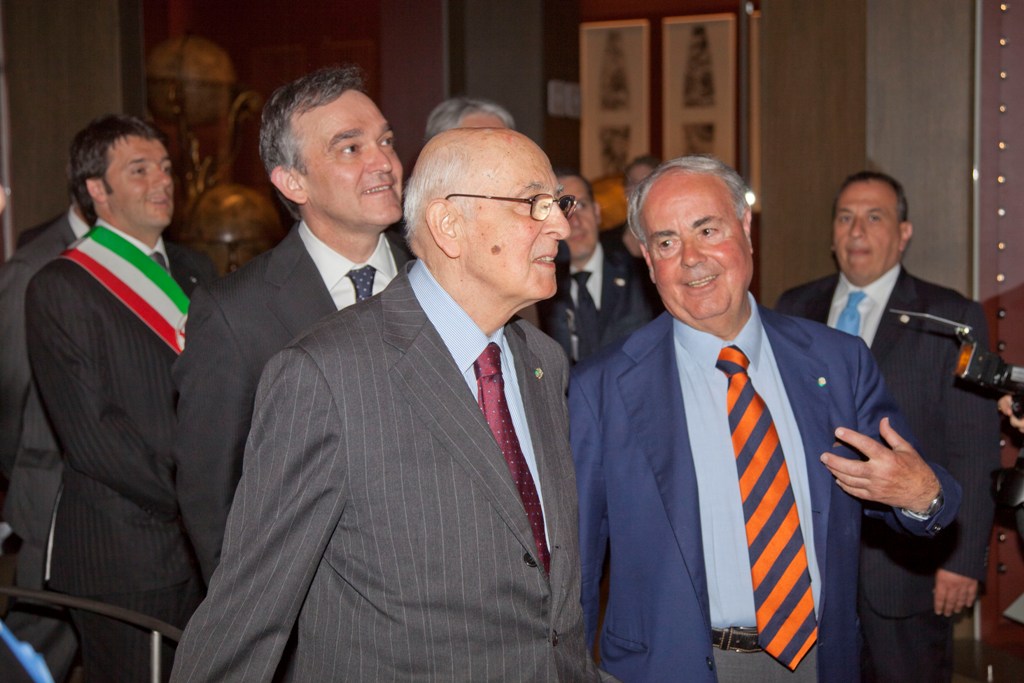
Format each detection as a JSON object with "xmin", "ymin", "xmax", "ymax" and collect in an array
[{"xmin": 531, "ymin": 194, "xmax": 577, "ymax": 220}]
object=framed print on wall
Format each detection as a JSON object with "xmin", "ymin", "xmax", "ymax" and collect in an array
[
  {"xmin": 580, "ymin": 19, "xmax": 650, "ymax": 181},
  {"xmin": 662, "ymin": 14, "xmax": 736, "ymax": 165}
]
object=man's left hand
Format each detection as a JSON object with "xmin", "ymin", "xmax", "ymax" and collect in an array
[
  {"xmin": 820, "ymin": 417, "xmax": 940, "ymax": 512},
  {"xmin": 934, "ymin": 569, "xmax": 978, "ymax": 616}
]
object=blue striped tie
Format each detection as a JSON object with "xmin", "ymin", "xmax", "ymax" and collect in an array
[{"xmin": 717, "ymin": 345, "xmax": 818, "ymax": 670}]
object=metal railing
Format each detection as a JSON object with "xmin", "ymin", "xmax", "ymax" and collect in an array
[{"xmin": 0, "ymin": 585, "xmax": 181, "ymax": 683}]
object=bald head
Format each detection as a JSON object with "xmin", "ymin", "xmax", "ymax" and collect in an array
[
  {"xmin": 403, "ymin": 127, "xmax": 570, "ymax": 334},
  {"xmin": 405, "ymin": 127, "xmax": 546, "ymax": 246}
]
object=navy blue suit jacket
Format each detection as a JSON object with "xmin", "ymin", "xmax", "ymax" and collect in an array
[{"xmin": 569, "ymin": 306, "xmax": 961, "ymax": 683}]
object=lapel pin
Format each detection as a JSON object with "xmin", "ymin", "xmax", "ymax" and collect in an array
[
  {"xmin": 899, "ymin": 314, "xmax": 910, "ymax": 324},
  {"xmin": 817, "ymin": 377, "xmax": 827, "ymax": 387},
  {"xmin": 613, "ymin": 277, "xmax": 626, "ymax": 287},
  {"xmin": 535, "ymin": 368, "xmax": 544, "ymax": 380}
]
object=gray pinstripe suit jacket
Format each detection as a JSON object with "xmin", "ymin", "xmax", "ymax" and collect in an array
[
  {"xmin": 172, "ymin": 270, "xmax": 603, "ymax": 682},
  {"xmin": 173, "ymin": 226, "xmax": 412, "ymax": 585}
]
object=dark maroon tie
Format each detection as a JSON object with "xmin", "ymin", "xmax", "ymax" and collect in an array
[{"xmin": 474, "ymin": 342, "xmax": 550, "ymax": 572}]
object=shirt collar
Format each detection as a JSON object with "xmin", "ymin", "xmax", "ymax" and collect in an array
[
  {"xmin": 68, "ymin": 206, "xmax": 90, "ymax": 239},
  {"xmin": 96, "ymin": 219, "xmax": 167, "ymax": 262},
  {"xmin": 836, "ymin": 263, "xmax": 902, "ymax": 306},
  {"xmin": 298, "ymin": 221, "xmax": 397, "ymax": 290},
  {"xmin": 673, "ymin": 292, "xmax": 764, "ymax": 371},
  {"xmin": 408, "ymin": 260, "xmax": 502, "ymax": 377}
]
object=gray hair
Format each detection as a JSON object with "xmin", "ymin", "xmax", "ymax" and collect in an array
[
  {"xmin": 403, "ymin": 136, "xmax": 472, "ymax": 245},
  {"xmin": 424, "ymin": 97, "xmax": 515, "ymax": 140},
  {"xmin": 627, "ymin": 155, "xmax": 749, "ymax": 246},
  {"xmin": 259, "ymin": 64, "xmax": 365, "ymax": 219}
]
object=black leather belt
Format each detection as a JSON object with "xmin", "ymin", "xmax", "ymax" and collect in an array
[{"xmin": 711, "ymin": 626, "xmax": 761, "ymax": 652}]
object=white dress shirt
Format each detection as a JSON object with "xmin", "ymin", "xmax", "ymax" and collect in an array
[
  {"xmin": 827, "ymin": 264, "xmax": 901, "ymax": 347},
  {"xmin": 298, "ymin": 222, "xmax": 399, "ymax": 309}
]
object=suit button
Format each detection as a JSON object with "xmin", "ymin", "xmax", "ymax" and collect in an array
[
  {"xmin": 551, "ymin": 631, "xmax": 559, "ymax": 646},
  {"xmin": 523, "ymin": 553, "xmax": 538, "ymax": 567},
  {"xmin": 706, "ymin": 656, "xmax": 713, "ymax": 670}
]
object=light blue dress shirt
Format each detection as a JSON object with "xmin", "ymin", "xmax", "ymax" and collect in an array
[
  {"xmin": 408, "ymin": 261, "xmax": 548, "ymax": 537},
  {"xmin": 673, "ymin": 296, "xmax": 821, "ymax": 627}
]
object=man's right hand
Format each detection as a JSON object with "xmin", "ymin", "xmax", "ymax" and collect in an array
[{"xmin": 998, "ymin": 394, "xmax": 1024, "ymax": 433}]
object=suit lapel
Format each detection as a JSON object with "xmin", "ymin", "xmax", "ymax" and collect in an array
[
  {"xmin": 619, "ymin": 316, "xmax": 710, "ymax": 622},
  {"xmin": 870, "ymin": 269, "xmax": 918, "ymax": 366},
  {"xmin": 382, "ymin": 275, "xmax": 542, "ymax": 562},
  {"xmin": 506, "ymin": 322, "xmax": 574, "ymax": 556},
  {"xmin": 598, "ymin": 254, "xmax": 628, "ymax": 332},
  {"xmin": 760, "ymin": 308, "xmax": 838, "ymax": 613},
  {"xmin": 265, "ymin": 227, "xmax": 336, "ymax": 338},
  {"xmin": 166, "ymin": 243, "xmax": 205, "ymax": 297},
  {"xmin": 805, "ymin": 276, "xmax": 837, "ymax": 324}
]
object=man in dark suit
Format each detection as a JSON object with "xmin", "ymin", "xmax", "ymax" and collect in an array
[
  {"xmin": 776, "ymin": 171, "xmax": 998, "ymax": 683},
  {"xmin": 24, "ymin": 114, "xmax": 215, "ymax": 682},
  {"xmin": 13, "ymin": 204, "xmax": 83, "ymax": 249},
  {"xmin": 0, "ymin": 203, "xmax": 88, "ymax": 682},
  {"xmin": 172, "ymin": 65, "xmax": 411, "ymax": 585},
  {"xmin": 539, "ymin": 169, "xmax": 659, "ymax": 362},
  {"xmin": 570, "ymin": 156, "xmax": 961, "ymax": 683},
  {"xmin": 172, "ymin": 127, "xmax": 607, "ymax": 682}
]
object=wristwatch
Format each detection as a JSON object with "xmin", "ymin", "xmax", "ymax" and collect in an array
[{"xmin": 901, "ymin": 488, "xmax": 944, "ymax": 521}]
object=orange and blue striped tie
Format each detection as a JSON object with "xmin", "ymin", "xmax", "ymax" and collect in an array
[{"xmin": 716, "ymin": 345, "xmax": 817, "ymax": 670}]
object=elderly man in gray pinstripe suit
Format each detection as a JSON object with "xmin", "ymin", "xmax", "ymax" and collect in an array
[{"xmin": 172, "ymin": 127, "xmax": 611, "ymax": 682}]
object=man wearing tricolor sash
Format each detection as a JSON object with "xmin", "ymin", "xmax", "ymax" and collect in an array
[{"xmin": 24, "ymin": 114, "xmax": 215, "ymax": 682}]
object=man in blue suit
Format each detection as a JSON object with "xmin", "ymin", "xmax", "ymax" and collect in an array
[{"xmin": 569, "ymin": 156, "xmax": 961, "ymax": 683}]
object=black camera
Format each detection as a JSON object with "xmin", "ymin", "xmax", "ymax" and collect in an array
[{"xmin": 892, "ymin": 309, "xmax": 1024, "ymax": 509}]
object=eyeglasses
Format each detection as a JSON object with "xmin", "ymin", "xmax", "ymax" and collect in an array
[{"xmin": 444, "ymin": 193, "xmax": 577, "ymax": 221}]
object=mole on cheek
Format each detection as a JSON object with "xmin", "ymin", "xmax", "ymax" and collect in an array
[{"xmin": 491, "ymin": 245, "xmax": 501, "ymax": 255}]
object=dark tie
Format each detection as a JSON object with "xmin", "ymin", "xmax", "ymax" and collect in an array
[
  {"xmin": 835, "ymin": 290, "xmax": 866, "ymax": 336},
  {"xmin": 571, "ymin": 271, "xmax": 599, "ymax": 361},
  {"xmin": 474, "ymin": 342, "xmax": 550, "ymax": 572},
  {"xmin": 716, "ymin": 345, "xmax": 817, "ymax": 670},
  {"xmin": 150, "ymin": 251, "xmax": 169, "ymax": 273},
  {"xmin": 347, "ymin": 265, "xmax": 376, "ymax": 302}
]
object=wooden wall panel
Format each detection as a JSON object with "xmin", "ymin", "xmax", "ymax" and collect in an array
[
  {"xmin": 759, "ymin": 0, "xmax": 867, "ymax": 305},
  {"xmin": 866, "ymin": 0, "xmax": 974, "ymax": 297},
  {"xmin": 2, "ymin": 0, "xmax": 142, "ymax": 251}
]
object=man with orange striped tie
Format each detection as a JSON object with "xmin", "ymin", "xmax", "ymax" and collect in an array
[{"xmin": 569, "ymin": 155, "xmax": 961, "ymax": 683}]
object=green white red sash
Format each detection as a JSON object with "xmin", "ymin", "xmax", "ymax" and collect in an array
[{"xmin": 61, "ymin": 225, "xmax": 190, "ymax": 353}]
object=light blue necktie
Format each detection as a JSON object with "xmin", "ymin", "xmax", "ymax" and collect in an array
[{"xmin": 836, "ymin": 290, "xmax": 866, "ymax": 336}]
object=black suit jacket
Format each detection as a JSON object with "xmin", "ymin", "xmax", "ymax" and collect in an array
[
  {"xmin": 776, "ymin": 269, "xmax": 1000, "ymax": 616},
  {"xmin": 24, "ymin": 241, "xmax": 216, "ymax": 596},
  {"xmin": 15, "ymin": 212, "xmax": 73, "ymax": 249},
  {"xmin": 0, "ymin": 212, "xmax": 76, "ymax": 589},
  {"xmin": 172, "ymin": 226, "xmax": 413, "ymax": 584},
  {"xmin": 539, "ymin": 247, "xmax": 661, "ymax": 362}
]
